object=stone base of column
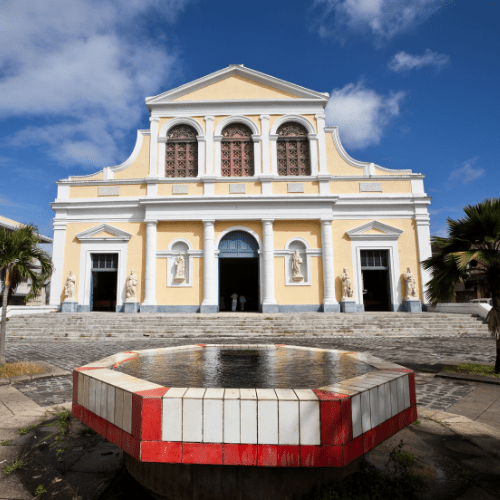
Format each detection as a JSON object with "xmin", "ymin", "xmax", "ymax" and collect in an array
[
  {"xmin": 124, "ymin": 302, "xmax": 140, "ymax": 313},
  {"xmin": 200, "ymin": 304, "xmax": 218, "ymax": 313},
  {"xmin": 323, "ymin": 303, "xmax": 341, "ymax": 313},
  {"xmin": 140, "ymin": 304, "xmax": 158, "ymax": 313},
  {"xmin": 61, "ymin": 301, "xmax": 78, "ymax": 313},
  {"xmin": 340, "ymin": 300, "xmax": 356, "ymax": 313},
  {"xmin": 261, "ymin": 303, "xmax": 279, "ymax": 313},
  {"xmin": 403, "ymin": 299, "xmax": 422, "ymax": 313}
]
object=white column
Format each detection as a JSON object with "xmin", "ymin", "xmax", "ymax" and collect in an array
[
  {"xmin": 415, "ymin": 213, "xmax": 433, "ymax": 304},
  {"xmin": 201, "ymin": 220, "xmax": 218, "ymax": 313},
  {"xmin": 252, "ymin": 135, "xmax": 262, "ymax": 176},
  {"xmin": 269, "ymin": 135, "xmax": 278, "ymax": 175},
  {"xmin": 148, "ymin": 116, "xmax": 160, "ymax": 177},
  {"xmin": 260, "ymin": 115, "xmax": 270, "ymax": 174},
  {"xmin": 315, "ymin": 113, "xmax": 328, "ymax": 174},
  {"xmin": 49, "ymin": 220, "xmax": 67, "ymax": 306},
  {"xmin": 213, "ymin": 136, "xmax": 222, "ymax": 177},
  {"xmin": 197, "ymin": 137, "xmax": 206, "ymax": 176},
  {"xmin": 308, "ymin": 133, "xmax": 319, "ymax": 176},
  {"xmin": 141, "ymin": 220, "xmax": 157, "ymax": 311},
  {"xmin": 321, "ymin": 219, "xmax": 339, "ymax": 312},
  {"xmin": 204, "ymin": 116, "xmax": 215, "ymax": 176},
  {"xmin": 261, "ymin": 219, "xmax": 278, "ymax": 313}
]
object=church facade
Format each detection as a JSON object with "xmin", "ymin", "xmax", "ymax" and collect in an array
[{"xmin": 49, "ymin": 65, "xmax": 432, "ymax": 314}]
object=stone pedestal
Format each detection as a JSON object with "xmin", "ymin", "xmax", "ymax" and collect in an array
[
  {"xmin": 403, "ymin": 299, "xmax": 422, "ymax": 312},
  {"xmin": 200, "ymin": 304, "xmax": 218, "ymax": 313},
  {"xmin": 340, "ymin": 300, "xmax": 356, "ymax": 313},
  {"xmin": 140, "ymin": 304, "xmax": 157, "ymax": 313},
  {"xmin": 61, "ymin": 301, "xmax": 78, "ymax": 313},
  {"xmin": 323, "ymin": 303, "xmax": 341, "ymax": 313},
  {"xmin": 124, "ymin": 302, "xmax": 140, "ymax": 313},
  {"xmin": 261, "ymin": 304, "xmax": 279, "ymax": 314}
]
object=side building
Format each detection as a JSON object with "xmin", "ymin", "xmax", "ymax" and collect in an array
[{"xmin": 49, "ymin": 65, "xmax": 432, "ymax": 314}]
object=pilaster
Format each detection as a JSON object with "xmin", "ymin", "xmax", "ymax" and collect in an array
[
  {"xmin": 204, "ymin": 116, "xmax": 215, "ymax": 176},
  {"xmin": 148, "ymin": 116, "xmax": 160, "ymax": 178},
  {"xmin": 320, "ymin": 219, "xmax": 340, "ymax": 312},
  {"xmin": 200, "ymin": 220, "xmax": 218, "ymax": 313},
  {"xmin": 49, "ymin": 219, "xmax": 67, "ymax": 307},
  {"xmin": 315, "ymin": 113, "xmax": 328, "ymax": 174},
  {"xmin": 141, "ymin": 220, "xmax": 157, "ymax": 312},
  {"xmin": 262, "ymin": 219, "xmax": 278, "ymax": 313},
  {"xmin": 260, "ymin": 115, "xmax": 270, "ymax": 175}
]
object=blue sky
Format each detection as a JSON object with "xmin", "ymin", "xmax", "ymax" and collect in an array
[{"xmin": 1, "ymin": 0, "xmax": 498, "ymax": 249}]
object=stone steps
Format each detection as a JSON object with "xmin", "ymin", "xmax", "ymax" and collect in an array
[{"xmin": 5, "ymin": 312, "xmax": 489, "ymax": 338}]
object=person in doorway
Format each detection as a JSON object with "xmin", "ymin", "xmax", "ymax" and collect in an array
[
  {"xmin": 231, "ymin": 293, "xmax": 238, "ymax": 312},
  {"xmin": 239, "ymin": 295, "xmax": 246, "ymax": 311}
]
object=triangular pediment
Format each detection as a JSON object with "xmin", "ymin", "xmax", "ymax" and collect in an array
[
  {"xmin": 146, "ymin": 65, "xmax": 329, "ymax": 106},
  {"xmin": 76, "ymin": 224, "xmax": 132, "ymax": 241},
  {"xmin": 346, "ymin": 221, "xmax": 404, "ymax": 240}
]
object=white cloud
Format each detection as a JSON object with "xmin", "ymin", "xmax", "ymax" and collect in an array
[
  {"xmin": 428, "ymin": 206, "xmax": 457, "ymax": 216},
  {"xmin": 0, "ymin": 0, "xmax": 190, "ymax": 168},
  {"xmin": 311, "ymin": 0, "xmax": 447, "ymax": 45},
  {"xmin": 388, "ymin": 49, "xmax": 450, "ymax": 72},
  {"xmin": 448, "ymin": 157, "xmax": 485, "ymax": 185},
  {"xmin": 325, "ymin": 80, "xmax": 405, "ymax": 149},
  {"xmin": 0, "ymin": 195, "xmax": 22, "ymax": 208}
]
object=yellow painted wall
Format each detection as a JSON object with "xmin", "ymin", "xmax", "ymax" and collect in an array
[
  {"xmin": 173, "ymin": 75, "xmax": 300, "ymax": 101},
  {"xmin": 156, "ymin": 221, "xmax": 204, "ymax": 305},
  {"xmin": 273, "ymin": 220, "xmax": 321, "ymax": 249},
  {"xmin": 92, "ymin": 231, "xmax": 116, "ymax": 238},
  {"xmin": 330, "ymin": 180, "xmax": 412, "ymax": 194},
  {"xmin": 60, "ymin": 222, "xmax": 145, "ymax": 304},
  {"xmin": 214, "ymin": 182, "xmax": 261, "ymax": 195},
  {"xmin": 275, "ymin": 256, "xmax": 323, "ymax": 305},
  {"xmin": 273, "ymin": 181, "xmax": 319, "ymax": 195},
  {"xmin": 331, "ymin": 219, "xmax": 423, "ymax": 302},
  {"xmin": 157, "ymin": 183, "xmax": 204, "ymax": 196},
  {"xmin": 324, "ymin": 133, "xmax": 363, "ymax": 176},
  {"xmin": 374, "ymin": 167, "xmax": 401, "ymax": 176},
  {"xmin": 113, "ymin": 135, "xmax": 150, "ymax": 180},
  {"xmin": 69, "ymin": 184, "xmax": 146, "ymax": 198}
]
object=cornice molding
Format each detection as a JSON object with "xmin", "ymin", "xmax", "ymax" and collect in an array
[
  {"xmin": 75, "ymin": 223, "xmax": 132, "ymax": 241},
  {"xmin": 346, "ymin": 221, "xmax": 404, "ymax": 241}
]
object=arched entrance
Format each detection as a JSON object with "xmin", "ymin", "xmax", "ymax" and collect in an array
[{"xmin": 218, "ymin": 231, "xmax": 260, "ymax": 312}]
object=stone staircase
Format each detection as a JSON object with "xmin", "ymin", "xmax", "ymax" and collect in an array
[{"xmin": 5, "ymin": 312, "xmax": 490, "ymax": 339}]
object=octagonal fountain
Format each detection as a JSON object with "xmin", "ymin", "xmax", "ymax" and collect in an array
[{"xmin": 72, "ymin": 345, "xmax": 417, "ymax": 500}]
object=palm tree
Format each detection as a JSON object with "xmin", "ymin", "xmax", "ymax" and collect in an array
[
  {"xmin": 422, "ymin": 198, "xmax": 500, "ymax": 373},
  {"xmin": 0, "ymin": 224, "xmax": 53, "ymax": 364}
]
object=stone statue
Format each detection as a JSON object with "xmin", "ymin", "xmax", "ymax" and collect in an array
[
  {"xmin": 174, "ymin": 252, "xmax": 185, "ymax": 282},
  {"xmin": 64, "ymin": 271, "xmax": 76, "ymax": 301},
  {"xmin": 404, "ymin": 267, "xmax": 417, "ymax": 300},
  {"xmin": 291, "ymin": 250, "xmax": 304, "ymax": 282},
  {"xmin": 126, "ymin": 269, "xmax": 137, "ymax": 301},
  {"xmin": 341, "ymin": 268, "xmax": 353, "ymax": 299}
]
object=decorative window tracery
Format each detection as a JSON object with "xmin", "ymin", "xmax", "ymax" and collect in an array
[
  {"xmin": 221, "ymin": 124, "xmax": 254, "ymax": 177},
  {"xmin": 166, "ymin": 125, "xmax": 198, "ymax": 178},
  {"xmin": 277, "ymin": 122, "xmax": 310, "ymax": 176}
]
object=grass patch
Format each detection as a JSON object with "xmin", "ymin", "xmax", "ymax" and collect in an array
[
  {"xmin": 35, "ymin": 484, "xmax": 48, "ymax": 497},
  {"xmin": 1, "ymin": 440, "xmax": 12, "ymax": 446},
  {"xmin": 18, "ymin": 423, "xmax": 40, "ymax": 435},
  {"xmin": 0, "ymin": 361, "xmax": 46, "ymax": 378},
  {"xmin": 443, "ymin": 363, "xmax": 500, "ymax": 379},
  {"xmin": 3, "ymin": 460, "xmax": 23, "ymax": 475},
  {"xmin": 412, "ymin": 419, "xmax": 421, "ymax": 426}
]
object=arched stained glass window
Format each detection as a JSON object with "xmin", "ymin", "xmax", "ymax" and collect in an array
[
  {"xmin": 221, "ymin": 123, "xmax": 254, "ymax": 177},
  {"xmin": 277, "ymin": 122, "xmax": 310, "ymax": 176},
  {"xmin": 166, "ymin": 125, "xmax": 198, "ymax": 178}
]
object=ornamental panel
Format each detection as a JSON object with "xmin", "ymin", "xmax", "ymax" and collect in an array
[
  {"xmin": 221, "ymin": 124, "xmax": 254, "ymax": 177},
  {"xmin": 166, "ymin": 125, "xmax": 198, "ymax": 178},
  {"xmin": 277, "ymin": 122, "xmax": 310, "ymax": 176}
]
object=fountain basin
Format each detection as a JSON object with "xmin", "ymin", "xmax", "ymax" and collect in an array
[
  {"xmin": 72, "ymin": 344, "xmax": 417, "ymax": 498},
  {"xmin": 72, "ymin": 344, "xmax": 416, "ymax": 469}
]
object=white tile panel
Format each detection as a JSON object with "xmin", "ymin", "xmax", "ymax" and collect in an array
[
  {"xmin": 361, "ymin": 390, "xmax": 372, "ymax": 433},
  {"xmin": 164, "ymin": 388, "xmax": 188, "ymax": 399},
  {"xmin": 224, "ymin": 399, "xmax": 240, "ymax": 444},
  {"xmin": 384, "ymin": 382, "xmax": 392, "ymax": 421},
  {"xmin": 114, "ymin": 388, "xmax": 124, "ymax": 430},
  {"xmin": 183, "ymin": 398, "xmax": 203, "ymax": 442},
  {"xmin": 89, "ymin": 378, "xmax": 97, "ymax": 414},
  {"xmin": 224, "ymin": 388, "xmax": 240, "ymax": 400},
  {"xmin": 162, "ymin": 397, "xmax": 183, "ymax": 441},
  {"xmin": 377, "ymin": 383, "xmax": 387, "ymax": 424},
  {"xmin": 396, "ymin": 377, "xmax": 405, "ymax": 413},
  {"xmin": 275, "ymin": 389, "xmax": 297, "ymax": 401},
  {"xmin": 258, "ymin": 400, "xmax": 278, "ymax": 444},
  {"xmin": 106, "ymin": 384, "xmax": 115, "ymax": 424},
  {"xmin": 77, "ymin": 372, "xmax": 84, "ymax": 405},
  {"xmin": 403, "ymin": 375, "xmax": 411, "ymax": 409},
  {"xmin": 351, "ymin": 394, "xmax": 362, "ymax": 439},
  {"xmin": 256, "ymin": 389, "xmax": 277, "ymax": 400},
  {"xmin": 204, "ymin": 388, "xmax": 224, "ymax": 399},
  {"xmin": 299, "ymin": 400, "xmax": 320, "ymax": 445},
  {"xmin": 240, "ymin": 389, "xmax": 257, "ymax": 400},
  {"xmin": 294, "ymin": 389, "xmax": 318, "ymax": 401},
  {"xmin": 369, "ymin": 387, "xmax": 380, "ymax": 428},
  {"xmin": 203, "ymin": 399, "xmax": 223, "ymax": 443},
  {"xmin": 278, "ymin": 400, "xmax": 299, "ymax": 445},
  {"xmin": 100, "ymin": 382, "xmax": 107, "ymax": 418},
  {"xmin": 389, "ymin": 380, "xmax": 398, "ymax": 417},
  {"xmin": 123, "ymin": 391, "xmax": 133, "ymax": 434},
  {"xmin": 240, "ymin": 399, "xmax": 257, "ymax": 444},
  {"xmin": 184, "ymin": 388, "xmax": 206, "ymax": 399}
]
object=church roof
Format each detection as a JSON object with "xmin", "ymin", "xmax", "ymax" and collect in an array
[{"xmin": 0, "ymin": 215, "xmax": 52, "ymax": 242}]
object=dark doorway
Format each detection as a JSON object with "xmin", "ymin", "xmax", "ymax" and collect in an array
[
  {"xmin": 91, "ymin": 254, "xmax": 118, "ymax": 312},
  {"xmin": 218, "ymin": 230, "xmax": 260, "ymax": 312},
  {"xmin": 219, "ymin": 258, "xmax": 259, "ymax": 312},
  {"xmin": 361, "ymin": 250, "xmax": 391, "ymax": 312}
]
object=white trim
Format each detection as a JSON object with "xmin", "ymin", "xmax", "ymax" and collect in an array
[
  {"xmin": 269, "ymin": 115, "xmax": 316, "ymax": 135},
  {"xmin": 280, "ymin": 237, "xmax": 313, "ymax": 286},
  {"xmin": 215, "ymin": 225, "xmax": 262, "ymax": 249},
  {"xmin": 79, "ymin": 245, "xmax": 128, "ymax": 309},
  {"xmin": 326, "ymin": 127, "xmax": 412, "ymax": 176},
  {"xmin": 49, "ymin": 221, "xmax": 67, "ymax": 306},
  {"xmin": 161, "ymin": 238, "xmax": 194, "ymax": 287},
  {"xmin": 146, "ymin": 65, "xmax": 330, "ymax": 105},
  {"xmin": 214, "ymin": 115, "xmax": 260, "ymax": 136},
  {"xmin": 75, "ymin": 224, "xmax": 132, "ymax": 241},
  {"xmin": 347, "ymin": 221, "xmax": 403, "ymax": 308}
]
